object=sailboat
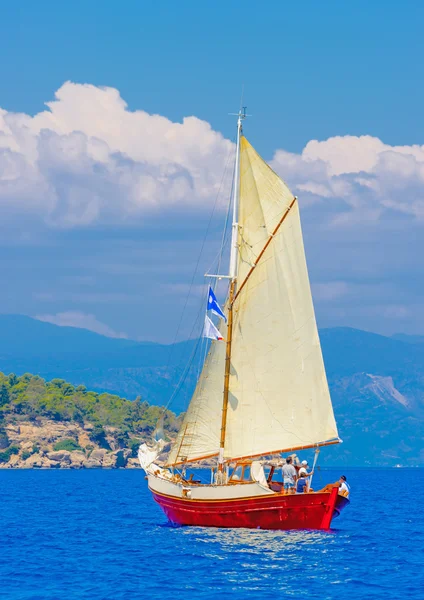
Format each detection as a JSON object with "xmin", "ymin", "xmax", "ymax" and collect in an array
[{"xmin": 139, "ymin": 110, "xmax": 350, "ymax": 530}]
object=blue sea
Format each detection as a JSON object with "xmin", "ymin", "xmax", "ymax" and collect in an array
[{"xmin": 1, "ymin": 468, "xmax": 422, "ymax": 600}]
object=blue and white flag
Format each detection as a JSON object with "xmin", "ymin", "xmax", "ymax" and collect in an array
[
  {"xmin": 207, "ymin": 286, "xmax": 227, "ymax": 322},
  {"xmin": 203, "ymin": 315, "xmax": 224, "ymax": 341}
]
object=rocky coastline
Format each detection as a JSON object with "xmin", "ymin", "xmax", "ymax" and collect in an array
[{"xmin": 0, "ymin": 419, "xmax": 143, "ymax": 469}]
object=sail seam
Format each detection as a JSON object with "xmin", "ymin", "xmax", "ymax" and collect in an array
[
  {"xmin": 232, "ymin": 196, "xmax": 297, "ymax": 306},
  {"xmin": 227, "ymin": 317, "xmax": 310, "ymax": 452},
  {"xmin": 242, "ymin": 141, "xmax": 268, "ymax": 256}
]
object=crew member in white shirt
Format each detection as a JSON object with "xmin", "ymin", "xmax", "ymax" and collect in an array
[
  {"xmin": 339, "ymin": 475, "xmax": 350, "ymax": 497},
  {"xmin": 298, "ymin": 460, "xmax": 313, "ymax": 477},
  {"xmin": 298, "ymin": 460, "xmax": 314, "ymax": 491}
]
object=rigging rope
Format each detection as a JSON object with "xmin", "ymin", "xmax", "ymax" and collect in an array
[
  {"xmin": 153, "ymin": 137, "xmax": 236, "ymax": 429},
  {"xmin": 170, "ymin": 165, "xmax": 235, "ymax": 459},
  {"xmin": 161, "ymin": 140, "xmax": 235, "ymax": 375}
]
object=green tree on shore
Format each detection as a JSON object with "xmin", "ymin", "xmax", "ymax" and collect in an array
[
  {"xmin": 0, "ymin": 384, "xmax": 9, "ymax": 407},
  {"xmin": 0, "ymin": 371, "xmax": 181, "ymax": 438}
]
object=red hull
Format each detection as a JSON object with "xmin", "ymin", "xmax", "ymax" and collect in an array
[{"xmin": 151, "ymin": 486, "xmax": 349, "ymax": 530}]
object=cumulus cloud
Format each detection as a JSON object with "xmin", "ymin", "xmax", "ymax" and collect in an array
[
  {"xmin": 271, "ymin": 135, "xmax": 424, "ymax": 224},
  {"xmin": 0, "ymin": 82, "xmax": 233, "ymax": 227},
  {"xmin": 2, "ymin": 81, "xmax": 424, "ymax": 229},
  {"xmin": 35, "ymin": 311, "xmax": 128, "ymax": 338},
  {"xmin": 2, "ymin": 82, "xmax": 424, "ymax": 338}
]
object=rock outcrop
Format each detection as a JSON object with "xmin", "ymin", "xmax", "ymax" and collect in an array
[{"xmin": 0, "ymin": 418, "xmax": 142, "ymax": 469}]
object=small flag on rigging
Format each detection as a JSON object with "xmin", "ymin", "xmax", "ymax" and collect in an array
[
  {"xmin": 207, "ymin": 286, "xmax": 227, "ymax": 322},
  {"xmin": 203, "ymin": 315, "xmax": 224, "ymax": 341}
]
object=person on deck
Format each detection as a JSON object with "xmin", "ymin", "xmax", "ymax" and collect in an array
[
  {"xmin": 282, "ymin": 457, "xmax": 297, "ymax": 493},
  {"xmin": 298, "ymin": 460, "xmax": 314, "ymax": 491},
  {"xmin": 339, "ymin": 475, "xmax": 350, "ymax": 497},
  {"xmin": 298, "ymin": 460, "xmax": 313, "ymax": 477}
]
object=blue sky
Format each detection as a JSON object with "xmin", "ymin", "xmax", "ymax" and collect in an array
[
  {"xmin": 1, "ymin": 0, "xmax": 424, "ymax": 341},
  {"xmin": 2, "ymin": 1, "xmax": 424, "ymax": 153}
]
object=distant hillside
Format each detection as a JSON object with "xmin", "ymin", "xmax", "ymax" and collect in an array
[
  {"xmin": 0, "ymin": 315, "xmax": 424, "ymax": 466},
  {"xmin": 392, "ymin": 333, "xmax": 424, "ymax": 345},
  {"xmin": 0, "ymin": 315, "xmax": 137, "ymax": 355},
  {"xmin": 0, "ymin": 314, "xmax": 195, "ymax": 413},
  {"xmin": 320, "ymin": 328, "xmax": 424, "ymax": 467}
]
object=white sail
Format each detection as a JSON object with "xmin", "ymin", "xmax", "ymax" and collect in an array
[
  {"xmin": 166, "ymin": 135, "xmax": 339, "ymax": 466},
  {"xmin": 223, "ymin": 137, "xmax": 338, "ymax": 459},
  {"xmin": 165, "ymin": 322, "xmax": 226, "ymax": 466}
]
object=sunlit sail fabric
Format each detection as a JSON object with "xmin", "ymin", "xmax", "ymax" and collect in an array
[
  {"xmin": 223, "ymin": 137, "xmax": 338, "ymax": 459},
  {"xmin": 165, "ymin": 323, "xmax": 226, "ymax": 466}
]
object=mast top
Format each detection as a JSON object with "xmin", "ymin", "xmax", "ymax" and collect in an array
[
  {"xmin": 204, "ymin": 107, "xmax": 249, "ymax": 282},
  {"xmin": 229, "ymin": 107, "xmax": 250, "ymax": 131},
  {"xmin": 228, "ymin": 106, "xmax": 248, "ymax": 281}
]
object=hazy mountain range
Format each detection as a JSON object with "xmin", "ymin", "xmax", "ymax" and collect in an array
[{"xmin": 1, "ymin": 314, "xmax": 423, "ymax": 467}]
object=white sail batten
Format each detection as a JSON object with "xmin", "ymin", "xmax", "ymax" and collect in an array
[
  {"xmin": 165, "ymin": 321, "xmax": 227, "ymax": 466},
  {"xmin": 223, "ymin": 137, "xmax": 338, "ymax": 460}
]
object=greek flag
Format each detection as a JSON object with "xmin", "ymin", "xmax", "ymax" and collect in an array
[{"xmin": 207, "ymin": 286, "xmax": 227, "ymax": 322}]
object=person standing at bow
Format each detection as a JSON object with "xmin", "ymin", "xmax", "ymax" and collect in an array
[{"xmin": 339, "ymin": 475, "xmax": 350, "ymax": 497}]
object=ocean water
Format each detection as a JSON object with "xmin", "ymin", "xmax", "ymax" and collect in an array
[{"xmin": 1, "ymin": 468, "xmax": 422, "ymax": 600}]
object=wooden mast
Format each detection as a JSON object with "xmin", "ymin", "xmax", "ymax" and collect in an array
[
  {"xmin": 217, "ymin": 108, "xmax": 244, "ymax": 474},
  {"xmin": 218, "ymin": 279, "xmax": 235, "ymax": 472}
]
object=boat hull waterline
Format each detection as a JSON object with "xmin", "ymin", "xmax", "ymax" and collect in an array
[{"xmin": 151, "ymin": 485, "xmax": 349, "ymax": 530}]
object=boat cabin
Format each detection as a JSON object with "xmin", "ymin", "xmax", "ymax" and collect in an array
[{"xmin": 228, "ymin": 462, "xmax": 252, "ymax": 483}]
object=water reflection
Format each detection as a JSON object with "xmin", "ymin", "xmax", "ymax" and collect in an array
[
  {"xmin": 175, "ymin": 526, "xmax": 340, "ymax": 592},
  {"xmin": 182, "ymin": 525, "xmax": 332, "ymax": 553}
]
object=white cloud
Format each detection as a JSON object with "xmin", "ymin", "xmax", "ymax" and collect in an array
[
  {"xmin": 302, "ymin": 135, "xmax": 424, "ymax": 176},
  {"xmin": 3, "ymin": 82, "xmax": 424, "ymax": 337},
  {"xmin": 34, "ymin": 310, "xmax": 128, "ymax": 338},
  {"xmin": 0, "ymin": 82, "xmax": 233, "ymax": 227},
  {"xmin": 3, "ymin": 81, "xmax": 424, "ymax": 231},
  {"xmin": 271, "ymin": 135, "xmax": 424, "ymax": 223}
]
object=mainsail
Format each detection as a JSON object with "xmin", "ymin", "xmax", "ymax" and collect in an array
[{"xmin": 166, "ymin": 135, "xmax": 339, "ymax": 467}]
